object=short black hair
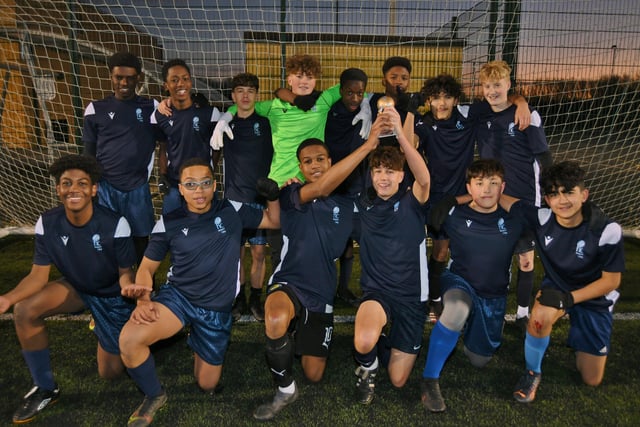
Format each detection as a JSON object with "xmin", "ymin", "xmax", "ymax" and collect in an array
[
  {"xmin": 162, "ymin": 58, "xmax": 191, "ymax": 82},
  {"xmin": 231, "ymin": 73, "xmax": 259, "ymax": 91},
  {"xmin": 340, "ymin": 68, "xmax": 368, "ymax": 87},
  {"xmin": 178, "ymin": 157, "xmax": 214, "ymax": 180},
  {"xmin": 296, "ymin": 138, "xmax": 327, "ymax": 160},
  {"xmin": 540, "ymin": 160, "xmax": 586, "ymax": 195},
  {"xmin": 49, "ymin": 154, "xmax": 102, "ymax": 184},
  {"xmin": 107, "ymin": 52, "xmax": 142, "ymax": 74},
  {"xmin": 382, "ymin": 56, "xmax": 412, "ymax": 75},
  {"xmin": 466, "ymin": 159, "xmax": 505, "ymax": 182},
  {"xmin": 421, "ymin": 74, "xmax": 462, "ymax": 100}
]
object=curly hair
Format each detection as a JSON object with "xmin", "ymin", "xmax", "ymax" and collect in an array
[
  {"xmin": 49, "ymin": 155, "xmax": 102, "ymax": 184},
  {"xmin": 540, "ymin": 160, "xmax": 586, "ymax": 195},
  {"xmin": 368, "ymin": 146, "xmax": 405, "ymax": 171},
  {"xmin": 285, "ymin": 55, "xmax": 322, "ymax": 78},
  {"xmin": 421, "ymin": 74, "xmax": 462, "ymax": 100}
]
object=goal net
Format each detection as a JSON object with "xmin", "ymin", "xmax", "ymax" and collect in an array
[{"xmin": 1, "ymin": 0, "xmax": 638, "ymax": 237}]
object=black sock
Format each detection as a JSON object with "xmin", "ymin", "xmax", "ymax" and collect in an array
[
  {"xmin": 265, "ymin": 334, "xmax": 294, "ymax": 387},
  {"xmin": 517, "ymin": 269, "xmax": 535, "ymax": 308},
  {"xmin": 428, "ymin": 257, "xmax": 446, "ymax": 301},
  {"xmin": 354, "ymin": 346, "xmax": 377, "ymax": 369}
]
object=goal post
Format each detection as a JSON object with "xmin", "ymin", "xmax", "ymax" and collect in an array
[{"xmin": 0, "ymin": 0, "xmax": 638, "ymax": 237}]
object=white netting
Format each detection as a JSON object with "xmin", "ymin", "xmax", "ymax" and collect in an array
[{"xmin": 0, "ymin": 0, "xmax": 638, "ymax": 236}]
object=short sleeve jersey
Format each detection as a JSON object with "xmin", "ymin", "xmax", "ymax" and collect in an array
[
  {"xmin": 356, "ymin": 189, "xmax": 429, "ymax": 302},
  {"xmin": 82, "ymin": 95, "xmax": 160, "ymax": 191},
  {"xmin": 222, "ymin": 112, "xmax": 273, "ymax": 203},
  {"xmin": 324, "ymin": 101, "xmax": 367, "ymax": 196},
  {"xmin": 476, "ymin": 104, "xmax": 549, "ymax": 205},
  {"xmin": 415, "ymin": 104, "xmax": 479, "ymax": 201},
  {"xmin": 33, "ymin": 204, "xmax": 136, "ymax": 297},
  {"xmin": 231, "ymin": 85, "xmax": 341, "ymax": 186},
  {"xmin": 511, "ymin": 202, "xmax": 625, "ymax": 311},
  {"xmin": 270, "ymin": 183, "xmax": 353, "ymax": 313},
  {"xmin": 144, "ymin": 201, "xmax": 263, "ymax": 312},
  {"xmin": 151, "ymin": 104, "xmax": 218, "ymax": 184},
  {"xmin": 443, "ymin": 203, "xmax": 527, "ymax": 298}
]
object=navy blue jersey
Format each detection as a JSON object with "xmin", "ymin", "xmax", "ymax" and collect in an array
[
  {"xmin": 82, "ymin": 95, "xmax": 160, "ymax": 191},
  {"xmin": 415, "ymin": 104, "xmax": 479, "ymax": 201},
  {"xmin": 270, "ymin": 183, "xmax": 353, "ymax": 312},
  {"xmin": 356, "ymin": 189, "xmax": 429, "ymax": 302},
  {"xmin": 222, "ymin": 112, "xmax": 273, "ymax": 203},
  {"xmin": 324, "ymin": 101, "xmax": 368, "ymax": 196},
  {"xmin": 443, "ymin": 203, "xmax": 527, "ymax": 298},
  {"xmin": 33, "ymin": 203, "xmax": 136, "ymax": 297},
  {"xmin": 511, "ymin": 202, "xmax": 625, "ymax": 311},
  {"xmin": 151, "ymin": 104, "xmax": 218, "ymax": 184},
  {"xmin": 145, "ymin": 200, "xmax": 263, "ymax": 311},
  {"xmin": 476, "ymin": 104, "xmax": 549, "ymax": 205}
]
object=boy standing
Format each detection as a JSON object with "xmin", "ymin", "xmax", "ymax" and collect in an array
[
  {"xmin": 419, "ymin": 159, "xmax": 527, "ymax": 413},
  {"xmin": 503, "ymin": 161, "xmax": 624, "ymax": 403},
  {"xmin": 83, "ymin": 52, "xmax": 160, "ymax": 262},
  {"xmin": 0, "ymin": 155, "xmax": 137, "ymax": 424},
  {"xmin": 152, "ymin": 59, "xmax": 220, "ymax": 214},
  {"xmin": 476, "ymin": 60, "xmax": 552, "ymax": 327}
]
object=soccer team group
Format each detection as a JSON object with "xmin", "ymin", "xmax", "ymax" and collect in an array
[{"xmin": 0, "ymin": 51, "xmax": 625, "ymax": 425}]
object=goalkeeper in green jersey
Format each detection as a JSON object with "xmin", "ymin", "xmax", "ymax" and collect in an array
[{"xmin": 210, "ymin": 54, "xmax": 371, "ymax": 186}]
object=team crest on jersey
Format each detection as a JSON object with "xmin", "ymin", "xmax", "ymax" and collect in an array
[
  {"xmin": 393, "ymin": 201, "xmax": 400, "ymax": 212},
  {"xmin": 497, "ymin": 218, "xmax": 508, "ymax": 235},
  {"xmin": 60, "ymin": 235, "xmax": 69, "ymax": 246},
  {"xmin": 92, "ymin": 234, "xmax": 103, "ymax": 252},
  {"xmin": 508, "ymin": 122, "xmax": 516, "ymax": 136},
  {"xmin": 456, "ymin": 120, "xmax": 464, "ymax": 130},
  {"xmin": 192, "ymin": 116, "xmax": 200, "ymax": 131},
  {"xmin": 136, "ymin": 108, "xmax": 144, "ymax": 123},
  {"xmin": 215, "ymin": 217, "xmax": 226, "ymax": 234},
  {"xmin": 465, "ymin": 219, "xmax": 472, "ymax": 228},
  {"xmin": 108, "ymin": 112, "xmax": 115, "ymax": 120},
  {"xmin": 332, "ymin": 206, "xmax": 340, "ymax": 224},
  {"xmin": 575, "ymin": 240, "xmax": 585, "ymax": 259},
  {"xmin": 486, "ymin": 121, "xmax": 492, "ymax": 129},
  {"xmin": 253, "ymin": 122, "xmax": 261, "ymax": 136},
  {"xmin": 544, "ymin": 235, "xmax": 554, "ymax": 246},
  {"xmin": 181, "ymin": 228, "xmax": 189, "ymax": 236}
]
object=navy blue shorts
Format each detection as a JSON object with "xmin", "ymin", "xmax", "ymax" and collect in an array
[
  {"xmin": 360, "ymin": 291, "xmax": 427, "ymax": 354},
  {"xmin": 79, "ymin": 292, "xmax": 134, "ymax": 355},
  {"xmin": 566, "ymin": 304, "xmax": 613, "ymax": 356},
  {"xmin": 154, "ymin": 284, "xmax": 233, "ymax": 365},
  {"xmin": 267, "ymin": 284, "xmax": 334, "ymax": 358},
  {"xmin": 97, "ymin": 180, "xmax": 155, "ymax": 237},
  {"xmin": 441, "ymin": 270, "xmax": 506, "ymax": 357}
]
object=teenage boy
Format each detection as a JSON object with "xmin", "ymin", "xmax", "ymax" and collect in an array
[
  {"xmin": 253, "ymin": 116, "xmax": 387, "ymax": 421},
  {"xmin": 476, "ymin": 60, "xmax": 552, "ymax": 327},
  {"xmin": 324, "ymin": 68, "xmax": 370, "ymax": 306},
  {"xmin": 416, "ymin": 74, "xmax": 531, "ymax": 321},
  {"xmin": 152, "ymin": 58, "xmax": 220, "ymax": 214},
  {"xmin": 119, "ymin": 158, "xmax": 280, "ymax": 427},
  {"xmin": 352, "ymin": 105, "xmax": 430, "ymax": 405},
  {"xmin": 221, "ymin": 73, "xmax": 274, "ymax": 321},
  {"xmin": 0, "ymin": 154, "xmax": 137, "ymax": 424},
  {"xmin": 501, "ymin": 161, "xmax": 624, "ymax": 403},
  {"xmin": 83, "ymin": 51, "xmax": 161, "ymax": 262},
  {"xmin": 419, "ymin": 159, "xmax": 527, "ymax": 413}
]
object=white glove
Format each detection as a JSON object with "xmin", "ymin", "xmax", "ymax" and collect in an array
[
  {"xmin": 352, "ymin": 96, "xmax": 372, "ymax": 139},
  {"xmin": 210, "ymin": 112, "xmax": 233, "ymax": 151}
]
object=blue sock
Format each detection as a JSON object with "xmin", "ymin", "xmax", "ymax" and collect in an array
[
  {"xmin": 22, "ymin": 349, "xmax": 55, "ymax": 390},
  {"xmin": 127, "ymin": 354, "xmax": 163, "ymax": 398},
  {"xmin": 422, "ymin": 321, "xmax": 460, "ymax": 379},
  {"xmin": 524, "ymin": 332, "xmax": 550, "ymax": 374}
]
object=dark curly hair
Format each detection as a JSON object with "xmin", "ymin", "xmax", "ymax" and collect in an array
[
  {"xmin": 368, "ymin": 146, "xmax": 405, "ymax": 171},
  {"xmin": 540, "ymin": 160, "xmax": 586, "ymax": 195},
  {"xmin": 49, "ymin": 154, "xmax": 102, "ymax": 184},
  {"xmin": 421, "ymin": 74, "xmax": 462, "ymax": 100}
]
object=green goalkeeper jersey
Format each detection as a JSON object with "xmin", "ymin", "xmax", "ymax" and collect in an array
[{"xmin": 228, "ymin": 85, "xmax": 341, "ymax": 186}]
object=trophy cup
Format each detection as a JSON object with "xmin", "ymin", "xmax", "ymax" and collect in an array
[{"xmin": 376, "ymin": 96, "xmax": 397, "ymax": 143}]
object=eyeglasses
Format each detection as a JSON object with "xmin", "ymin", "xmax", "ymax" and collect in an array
[{"xmin": 180, "ymin": 179, "xmax": 214, "ymax": 191}]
